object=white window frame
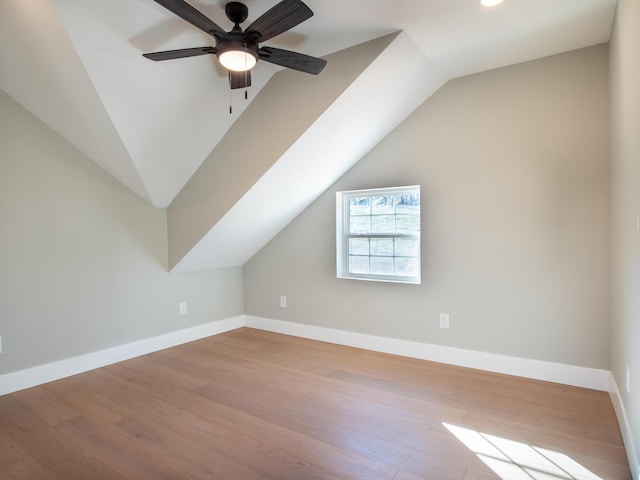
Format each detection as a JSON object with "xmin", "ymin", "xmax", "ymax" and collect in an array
[{"xmin": 336, "ymin": 185, "xmax": 421, "ymax": 284}]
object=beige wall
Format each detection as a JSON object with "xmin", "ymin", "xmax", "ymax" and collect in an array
[
  {"xmin": 0, "ymin": 90, "xmax": 244, "ymax": 375},
  {"xmin": 244, "ymin": 44, "xmax": 610, "ymax": 369},
  {"xmin": 610, "ymin": 0, "xmax": 640, "ymax": 469}
]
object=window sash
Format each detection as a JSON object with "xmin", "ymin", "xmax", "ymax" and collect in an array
[{"xmin": 337, "ymin": 186, "xmax": 420, "ymax": 284}]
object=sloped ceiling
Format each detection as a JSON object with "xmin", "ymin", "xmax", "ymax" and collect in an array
[{"xmin": 0, "ymin": 0, "xmax": 617, "ymax": 270}]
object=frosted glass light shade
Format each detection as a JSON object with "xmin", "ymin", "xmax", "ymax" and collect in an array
[{"xmin": 219, "ymin": 50, "xmax": 257, "ymax": 72}]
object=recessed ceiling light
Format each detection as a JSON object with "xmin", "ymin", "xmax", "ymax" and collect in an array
[{"xmin": 480, "ymin": 0, "xmax": 505, "ymax": 6}]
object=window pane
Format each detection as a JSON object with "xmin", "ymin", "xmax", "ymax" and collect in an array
[
  {"xmin": 371, "ymin": 215, "xmax": 395, "ymax": 233},
  {"xmin": 396, "ymin": 204, "xmax": 420, "ymax": 213},
  {"xmin": 371, "ymin": 195, "xmax": 396, "ymax": 215},
  {"xmin": 349, "ymin": 197, "xmax": 370, "ymax": 216},
  {"xmin": 396, "ymin": 194, "xmax": 420, "ymax": 211},
  {"xmin": 349, "ymin": 238, "xmax": 369, "ymax": 255},
  {"xmin": 350, "ymin": 215, "xmax": 371, "ymax": 234},
  {"xmin": 396, "ymin": 214, "xmax": 420, "ymax": 234},
  {"xmin": 370, "ymin": 256, "xmax": 394, "ymax": 275},
  {"xmin": 370, "ymin": 238, "xmax": 393, "ymax": 256},
  {"xmin": 395, "ymin": 238, "xmax": 420, "ymax": 257},
  {"xmin": 349, "ymin": 255, "xmax": 369, "ymax": 274},
  {"xmin": 395, "ymin": 257, "xmax": 420, "ymax": 277}
]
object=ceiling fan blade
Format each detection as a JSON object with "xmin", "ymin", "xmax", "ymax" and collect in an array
[
  {"xmin": 245, "ymin": 0, "xmax": 313, "ymax": 42},
  {"xmin": 143, "ymin": 46, "xmax": 215, "ymax": 61},
  {"xmin": 259, "ymin": 46, "xmax": 326, "ymax": 75},
  {"xmin": 152, "ymin": 0, "xmax": 226, "ymax": 37},
  {"xmin": 229, "ymin": 70, "xmax": 252, "ymax": 89}
]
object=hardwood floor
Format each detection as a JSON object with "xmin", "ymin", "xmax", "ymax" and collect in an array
[{"xmin": 0, "ymin": 328, "xmax": 632, "ymax": 479}]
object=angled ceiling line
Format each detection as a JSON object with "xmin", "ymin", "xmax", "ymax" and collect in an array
[{"xmin": 171, "ymin": 32, "xmax": 447, "ymax": 271}]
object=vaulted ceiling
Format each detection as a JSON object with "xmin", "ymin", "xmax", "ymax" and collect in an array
[{"xmin": 0, "ymin": 0, "xmax": 617, "ymax": 270}]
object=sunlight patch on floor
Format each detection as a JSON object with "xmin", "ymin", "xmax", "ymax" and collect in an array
[{"xmin": 443, "ymin": 423, "xmax": 603, "ymax": 480}]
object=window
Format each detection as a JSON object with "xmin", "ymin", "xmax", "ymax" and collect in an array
[{"xmin": 336, "ymin": 185, "xmax": 421, "ymax": 284}]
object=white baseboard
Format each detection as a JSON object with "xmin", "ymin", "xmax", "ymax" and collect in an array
[
  {"xmin": 244, "ymin": 316, "xmax": 611, "ymax": 391},
  {"xmin": 609, "ymin": 373, "xmax": 640, "ymax": 480},
  {"xmin": 0, "ymin": 314, "xmax": 612, "ymax": 394},
  {"xmin": 0, "ymin": 316, "xmax": 244, "ymax": 396},
  {"xmin": 1, "ymin": 315, "xmax": 610, "ymax": 396}
]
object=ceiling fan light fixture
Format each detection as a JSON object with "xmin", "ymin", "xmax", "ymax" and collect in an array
[
  {"xmin": 217, "ymin": 41, "xmax": 258, "ymax": 72},
  {"xmin": 480, "ymin": 0, "xmax": 505, "ymax": 6},
  {"xmin": 219, "ymin": 49, "xmax": 257, "ymax": 71}
]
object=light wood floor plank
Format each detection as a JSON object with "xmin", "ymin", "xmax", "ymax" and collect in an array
[{"xmin": 0, "ymin": 328, "xmax": 632, "ymax": 479}]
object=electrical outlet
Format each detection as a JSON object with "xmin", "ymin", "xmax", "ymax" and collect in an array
[
  {"xmin": 179, "ymin": 302, "xmax": 187, "ymax": 315},
  {"xmin": 280, "ymin": 296, "xmax": 287, "ymax": 308},
  {"xmin": 626, "ymin": 364, "xmax": 631, "ymax": 394},
  {"xmin": 440, "ymin": 313, "xmax": 450, "ymax": 329}
]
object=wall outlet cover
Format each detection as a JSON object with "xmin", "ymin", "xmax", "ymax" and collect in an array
[{"xmin": 626, "ymin": 364, "xmax": 631, "ymax": 394}]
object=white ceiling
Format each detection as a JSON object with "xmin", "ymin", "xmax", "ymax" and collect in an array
[
  {"xmin": 0, "ymin": 0, "xmax": 616, "ymax": 208},
  {"xmin": 0, "ymin": 0, "xmax": 617, "ymax": 269}
]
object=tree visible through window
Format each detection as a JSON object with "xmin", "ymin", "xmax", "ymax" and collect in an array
[{"xmin": 336, "ymin": 186, "xmax": 420, "ymax": 284}]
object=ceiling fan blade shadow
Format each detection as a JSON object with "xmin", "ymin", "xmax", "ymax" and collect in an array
[
  {"xmin": 153, "ymin": 0, "xmax": 226, "ymax": 37},
  {"xmin": 245, "ymin": 0, "xmax": 313, "ymax": 43},
  {"xmin": 131, "ymin": 14, "xmax": 222, "ymax": 52},
  {"xmin": 143, "ymin": 46, "xmax": 216, "ymax": 61},
  {"xmin": 229, "ymin": 70, "xmax": 252, "ymax": 89},
  {"xmin": 262, "ymin": 30, "xmax": 307, "ymax": 49},
  {"xmin": 258, "ymin": 46, "xmax": 326, "ymax": 75},
  {"xmin": 130, "ymin": 18, "xmax": 184, "ymax": 51}
]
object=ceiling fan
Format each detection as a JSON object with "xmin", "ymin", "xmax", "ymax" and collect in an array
[{"xmin": 143, "ymin": 0, "xmax": 327, "ymax": 90}]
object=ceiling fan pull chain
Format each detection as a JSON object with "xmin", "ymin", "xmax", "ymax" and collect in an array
[{"xmin": 229, "ymin": 89, "xmax": 233, "ymax": 114}]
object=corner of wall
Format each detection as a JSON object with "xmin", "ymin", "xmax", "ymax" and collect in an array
[{"xmin": 609, "ymin": 372, "xmax": 640, "ymax": 479}]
